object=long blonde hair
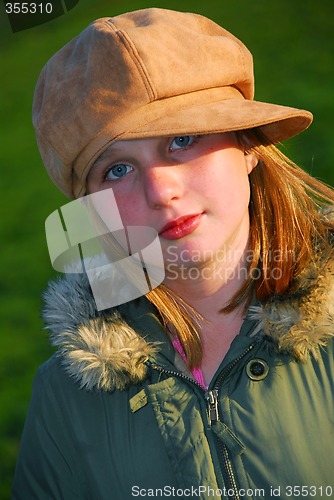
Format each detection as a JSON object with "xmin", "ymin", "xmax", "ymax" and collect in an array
[{"xmin": 146, "ymin": 129, "xmax": 334, "ymax": 368}]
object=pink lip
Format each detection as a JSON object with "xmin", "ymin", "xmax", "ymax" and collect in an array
[{"xmin": 159, "ymin": 213, "xmax": 204, "ymax": 240}]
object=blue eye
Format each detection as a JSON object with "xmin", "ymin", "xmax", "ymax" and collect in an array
[
  {"xmin": 105, "ymin": 164, "xmax": 133, "ymax": 181},
  {"xmin": 170, "ymin": 136, "xmax": 196, "ymax": 151}
]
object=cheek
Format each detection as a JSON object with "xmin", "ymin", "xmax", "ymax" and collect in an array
[
  {"xmin": 112, "ymin": 192, "xmax": 145, "ymax": 227},
  {"xmin": 207, "ymin": 162, "xmax": 251, "ymax": 210}
]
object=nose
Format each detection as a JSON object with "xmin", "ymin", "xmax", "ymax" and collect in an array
[{"xmin": 143, "ymin": 166, "xmax": 184, "ymax": 209}]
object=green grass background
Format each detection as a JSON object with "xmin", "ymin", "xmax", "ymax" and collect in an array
[{"xmin": 0, "ymin": 0, "xmax": 333, "ymax": 497}]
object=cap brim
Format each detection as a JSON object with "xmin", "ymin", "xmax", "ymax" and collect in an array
[
  {"xmin": 123, "ymin": 98, "xmax": 313, "ymax": 144},
  {"xmin": 75, "ymin": 97, "xmax": 312, "ymax": 198}
]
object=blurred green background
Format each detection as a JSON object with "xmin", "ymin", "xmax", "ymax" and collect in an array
[{"xmin": 0, "ymin": 0, "xmax": 333, "ymax": 497}]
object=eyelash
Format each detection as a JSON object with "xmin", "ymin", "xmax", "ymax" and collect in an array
[
  {"xmin": 101, "ymin": 135, "xmax": 200, "ymax": 182},
  {"xmin": 169, "ymin": 135, "xmax": 199, "ymax": 151},
  {"xmin": 103, "ymin": 164, "xmax": 133, "ymax": 182}
]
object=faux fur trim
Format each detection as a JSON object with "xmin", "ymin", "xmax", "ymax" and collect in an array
[
  {"xmin": 43, "ymin": 240, "xmax": 334, "ymax": 391},
  {"xmin": 249, "ymin": 248, "xmax": 334, "ymax": 361},
  {"xmin": 42, "ymin": 265, "xmax": 159, "ymax": 391}
]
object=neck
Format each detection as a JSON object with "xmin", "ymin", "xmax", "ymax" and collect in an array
[
  {"xmin": 163, "ymin": 239, "xmax": 251, "ymax": 384},
  {"xmin": 163, "ymin": 243, "xmax": 250, "ymax": 322}
]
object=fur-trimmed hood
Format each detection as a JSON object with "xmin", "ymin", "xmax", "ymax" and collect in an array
[{"xmin": 43, "ymin": 247, "xmax": 334, "ymax": 392}]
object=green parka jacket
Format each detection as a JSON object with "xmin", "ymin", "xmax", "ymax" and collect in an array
[{"xmin": 12, "ymin": 248, "xmax": 334, "ymax": 500}]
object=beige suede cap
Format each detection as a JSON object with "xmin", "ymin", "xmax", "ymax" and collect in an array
[{"xmin": 33, "ymin": 8, "xmax": 313, "ymax": 199}]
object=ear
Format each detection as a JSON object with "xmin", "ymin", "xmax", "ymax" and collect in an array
[{"xmin": 244, "ymin": 151, "xmax": 258, "ymax": 174}]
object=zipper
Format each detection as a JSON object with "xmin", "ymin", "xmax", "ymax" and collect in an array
[
  {"xmin": 205, "ymin": 343, "xmax": 255, "ymax": 500},
  {"xmin": 205, "ymin": 388, "xmax": 240, "ymax": 499},
  {"xmin": 150, "ymin": 363, "xmax": 206, "ymax": 392},
  {"xmin": 206, "ymin": 389, "xmax": 219, "ymax": 424},
  {"xmin": 151, "ymin": 342, "xmax": 256, "ymax": 499}
]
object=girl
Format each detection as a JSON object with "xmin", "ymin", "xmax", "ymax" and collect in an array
[{"xmin": 13, "ymin": 8, "xmax": 334, "ymax": 499}]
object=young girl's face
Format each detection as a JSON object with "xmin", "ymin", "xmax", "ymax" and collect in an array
[{"xmin": 87, "ymin": 133, "xmax": 257, "ymax": 269}]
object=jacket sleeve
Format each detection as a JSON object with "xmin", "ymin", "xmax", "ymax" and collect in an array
[{"xmin": 12, "ymin": 358, "xmax": 84, "ymax": 499}]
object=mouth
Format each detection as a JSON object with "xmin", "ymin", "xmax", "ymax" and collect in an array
[{"xmin": 159, "ymin": 213, "xmax": 204, "ymax": 240}]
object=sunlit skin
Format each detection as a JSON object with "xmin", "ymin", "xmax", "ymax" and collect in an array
[{"xmin": 87, "ymin": 133, "xmax": 258, "ymax": 382}]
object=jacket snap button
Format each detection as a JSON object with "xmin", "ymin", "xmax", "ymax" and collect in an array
[{"xmin": 246, "ymin": 359, "xmax": 269, "ymax": 381}]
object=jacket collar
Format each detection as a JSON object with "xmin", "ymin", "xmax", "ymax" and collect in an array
[
  {"xmin": 43, "ymin": 246, "xmax": 334, "ymax": 392},
  {"xmin": 249, "ymin": 245, "xmax": 334, "ymax": 361}
]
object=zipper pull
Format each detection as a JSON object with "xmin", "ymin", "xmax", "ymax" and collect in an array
[{"xmin": 205, "ymin": 389, "xmax": 220, "ymax": 425}]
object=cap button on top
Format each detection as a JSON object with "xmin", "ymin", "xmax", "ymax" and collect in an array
[{"xmin": 246, "ymin": 359, "xmax": 269, "ymax": 381}]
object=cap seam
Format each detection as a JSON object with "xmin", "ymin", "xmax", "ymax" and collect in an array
[
  {"xmin": 235, "ymin": 41, "xmax": 248, "ymax": 99},
  {"xmin": 192, "ymin": 15, "xmax": 250, "ymax": 101},
  {"xmin": 33, "ymin": 124, "xmax": 74, "ymax": 196},
  {"xmin": 35, "ymin": 123, "xmax": 70, "ymax": 163},
  {"xmin": 106, "ymin": 20, "xmax": 157, "ymax": 101},
  {"xmin": 33, "ymin": 66, "xmax": 71, "ymax": 164}
]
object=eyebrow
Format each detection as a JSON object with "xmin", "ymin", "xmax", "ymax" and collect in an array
[{"xmin": 93, "ymin": 144, "xmax": 122, "ymax": 167}]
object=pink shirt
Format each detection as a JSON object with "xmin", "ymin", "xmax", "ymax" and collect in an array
[{"xmin": 171, "ymin": 336, "xmax": 207, "ymax": 389}]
